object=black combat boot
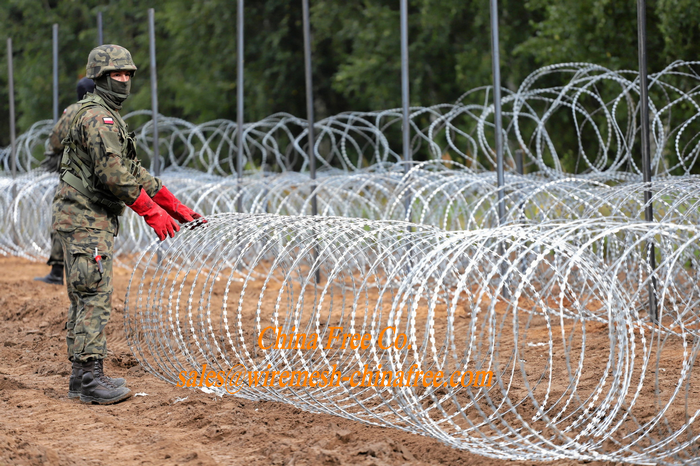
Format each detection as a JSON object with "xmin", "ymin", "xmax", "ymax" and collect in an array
[
  {"xmin": 69, "ymin": 359, "xmax": 127, "ymax": 399},
  {"xmin": 34, "ymin": 264, "xmax": 64, "ymax": 285},
  {"xmin": 80, "ymin": 359, "xmax": 131, "ymax": 405}
]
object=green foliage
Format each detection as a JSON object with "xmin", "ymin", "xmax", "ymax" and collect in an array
[
  {"xmin": 517, "ymin": 0, "xmax": 667, "ymax": 72},
  {"xmin": 1, "ymin": 0, "xmax": 699, "ymax": 159}
]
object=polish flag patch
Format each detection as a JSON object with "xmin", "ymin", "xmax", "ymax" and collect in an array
[{"xmin": 103, "ymin": 117, "xmax": 114, "ymax": 124}]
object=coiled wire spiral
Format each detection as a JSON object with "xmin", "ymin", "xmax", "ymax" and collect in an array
[
  {"xmin": 1, "ymin": 62, "xmax": 700, "ymax": 463},
  {"xmin": 125, "ymin": 214, "xmax": 699, "ymax": 464}
]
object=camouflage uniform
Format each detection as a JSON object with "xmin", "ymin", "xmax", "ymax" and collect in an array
[
  {"xmin": 44, "ymin": 103, "xmax": 82, "ymax": 172},
  {"xmin": 54, "ymin": 70, "xmax": 161, "ymax": 363},
  {"xmin": 42, "ymin": 103, "xmax": 82, "ymax": 267},
  {"xmin": 56, "ymin": 227, "xmax": 114, "ymax": 361},
  {"xmin": 46, "ymin": 233, "xmax": 65, "ymax": 268}
]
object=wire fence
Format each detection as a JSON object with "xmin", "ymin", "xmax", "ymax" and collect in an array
[
  {"xmin": 125, "ymin": 214, "xmax": 699, "ymax": 463},
  {"xmin": 1, "ymin": 61, "xmax": 699, "ymax": 464}
]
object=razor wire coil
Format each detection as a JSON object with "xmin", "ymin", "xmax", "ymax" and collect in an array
[
  {"xmin": 1, "ymin": 61, "xmax": 700, "ymax": 464},
  {"xmin": 2, "ymin": 61, "xmax": 700, "ymax": 178},
  {"xmin": 124, "ymin": 214, "xmax": 699, "ymax": 464}
]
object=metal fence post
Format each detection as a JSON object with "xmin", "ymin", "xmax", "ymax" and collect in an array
[
  {"xmin": 52, "ymin": 24, "xmax": 59, "ymax": 123},
  {"xmin": 97, "ymin": 12, "xmax": 103, "ymax": 45},
  {"xmin": 237, "ymin": 0, "xmax": 244, "ymax": 213},
  {"xmin": 490, "ymin": 0, "xmax": 505, "ymax": 226},
  {"xmin": 148, "ymin": 8, "xmax": 160, "ymax": 177},
  {"xmin": 637, "ymin": 0, "xmax": 658, "ymax": 323},
  {"xmin": 302, "ymin": 0, "xmax": 320, "ymax": 283},
  {"xmin": 8, "ymin": 38, "xmax": 16, "ymax": 178},
  {"xmin": 302, "ymin": 0, "xmax": 317, "ymax": 217},
  {"xmin": 400, "ymin": 0, "xmax": 412, "ymax": 222},
  {"xmin": 490, "ymin": 0, "xmax": 510, "ymax": 298}
]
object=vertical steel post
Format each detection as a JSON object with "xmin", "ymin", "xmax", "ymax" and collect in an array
[
  {"xmin": 7, "ymin": 37, "xmax": 18, "ymax": 245},
  {"xmin": 97, "ymin": 12, "xmax": 103, "ymax": 45},
  {"xmin": 490, "ymin": 0, "xmax": 505, "ymax": 226},
  {"xmin": 400, "ymin": 0, "xmax": 412, "ymax": 223},
  {"xmin": 236, "ymin": 0, "xmax": 244, "ymax": 213},
  {"xmin": 302, "ymin": 0, "xmax": 317, "ymax": 217},
  {"xmin": 490, "ymin": 0, "xmax": 509, "ymax": 298},
  {"xmin": 148, "ymin": 8, "xmax": 160, "ymax": 177},
  {"xmin": 302, "ymin": 0, "xmax": 320, "ymax": 283},
  {"xmin": 400, "ymin": 0, "xmax": 410, "ymax": 170},
  {"xmin": 52, "ymin": 24, "xmax": 59, "ymax": 123},
  {"xmin": 637, "ymin": 0, "xmax": 658, "ymax": 323},
  {"xmin": 7, "ymin": 38, "xmax": 16, "ymax": 178},
  {"xmin": 515, "ymin": 148, "xmax": 526, "ymax": 275}
]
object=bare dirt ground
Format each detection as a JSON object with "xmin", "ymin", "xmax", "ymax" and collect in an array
[{"xmin": 0, "ymin": 256, "xmax": 617, "ymax": 466}]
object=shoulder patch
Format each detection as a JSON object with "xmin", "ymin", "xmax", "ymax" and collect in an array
[
  {"xmin": 103, "ymin": 117, "xmax": 114, "ymax": 125},
  {"xmin": 63, "ymin": 108, "xmax": 68, "ymax": 114}
]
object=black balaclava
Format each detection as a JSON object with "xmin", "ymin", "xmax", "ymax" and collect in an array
[
  {"xmin": 76, "ymin": 77, "xmax": 95, "ymax": 101},
  {"xmin": 94, "ymin": 72, "xmax": 131, "ymax": 111}
]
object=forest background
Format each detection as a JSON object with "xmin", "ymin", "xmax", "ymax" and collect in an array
[{"xmin": 0, "ymin": 0, "xmax": 698, "ymax": 170}]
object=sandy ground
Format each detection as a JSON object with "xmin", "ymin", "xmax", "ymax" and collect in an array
[{"xmin": 0, "ymin": 256, "xmax": 619, "ymax": 466}]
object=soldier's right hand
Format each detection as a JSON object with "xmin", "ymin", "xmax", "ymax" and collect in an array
[
  {"xmin": 127, "ymin": 188, "xmax": 180, "ymax": 241},
  {"xmin": 152, "ymin": 185, "xmax": 207, "ymax": 228}
]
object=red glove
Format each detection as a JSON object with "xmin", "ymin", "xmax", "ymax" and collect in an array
[
  {"xmin": 128, "ymin": 188, "xmax": 180, "ymax": 241},
  {"xmin": 152, "ymin": 186, "xmax": 206, "ymax": 225}
]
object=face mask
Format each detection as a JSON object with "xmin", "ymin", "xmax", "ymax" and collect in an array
[
  {"xmin": 108, "ymin": 75, "xmax": 131, "ymax": 97},
  {"xmin": 95, "ymin": 74, "xmax": 131, "ymax": 110}
]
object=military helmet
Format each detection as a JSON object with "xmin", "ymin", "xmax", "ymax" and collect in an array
[{"xmin": 85, "ymin": 44, "xmax": 137, "ymax": 79}]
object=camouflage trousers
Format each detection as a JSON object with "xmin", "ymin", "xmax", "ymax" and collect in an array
[
  {"xmin": 47, "ymin": 232, "xmax": 64, "ymax": 266},
  {"xmin": 47, "ymin": 187, "xmax": 64, "ymax": 266},
  {"xmin": 56, "ymin": 228, "xmax": 114, "ymax": 362}
]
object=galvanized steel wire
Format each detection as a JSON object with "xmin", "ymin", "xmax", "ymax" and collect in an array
[
  {"xmin": 1, "ymin": 62, "xmax": 700, "ymax": 463},
  {"xmin": 3, "ymin": 61, "xmax": 700, "ymax": 177},
  {"xmin": 125, "ymin": 214, "xmax": 699, "ymax": 463}
]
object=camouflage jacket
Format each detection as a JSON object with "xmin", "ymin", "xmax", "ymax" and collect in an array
[
  {"xmin": 41, "ymin": 102, "xmax": 82, "ymax": 173},
  {"xmin": 52, "ymin": 93, "xmax": 161, "ymax": 235}
]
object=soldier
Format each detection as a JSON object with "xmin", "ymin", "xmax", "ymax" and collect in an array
[
  {"xmin": 53, "ymin": 44, "xmax": 204, "ymax": 404},
  {"xmin": 35, "ymin": 77, "xmax": 95, "ymax": 286}
]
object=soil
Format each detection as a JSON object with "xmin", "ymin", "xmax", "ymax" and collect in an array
[{"xmin": 0, "ymin": 256, "xmax": 619, "ymax": 466}]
